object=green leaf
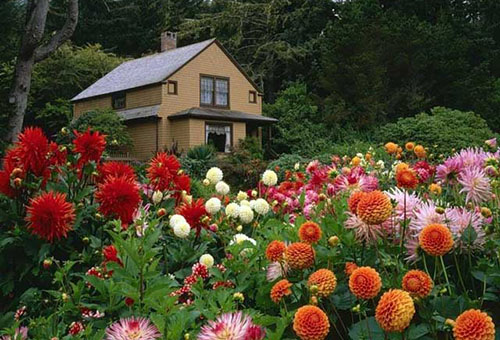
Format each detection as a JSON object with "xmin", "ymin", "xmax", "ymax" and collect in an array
[
  {"xmin": 349, "ymin": 317, "xmax": 385, "ymax": 340},
  {"xmin": 461, "ymin": 225, "xmax": 477, "ymax": 245}
]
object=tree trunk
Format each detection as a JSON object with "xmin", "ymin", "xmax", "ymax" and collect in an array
[{"xmin": 5, "ymin": 0, "xmax": 79, "ymax": 143}]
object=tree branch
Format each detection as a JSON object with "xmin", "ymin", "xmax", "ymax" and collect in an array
[{"xmin": 34, "ymin": 0, "xmax": 79, "ymax": 62}]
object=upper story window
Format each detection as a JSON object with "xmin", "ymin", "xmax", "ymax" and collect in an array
[
  {"xmin": 200, "ymin": 75, "xmax": 229, "ymax": 108},
  {"xmin": 249, "ymin": 90, "xmax": 257, "ymax": 103},
  {"xmin": 112, "ymin": 91, "xmax": 126, "ymax": 109},
  {"xmin": 167, "ymin": 80, "xmax": 178, "ymax": 95}
]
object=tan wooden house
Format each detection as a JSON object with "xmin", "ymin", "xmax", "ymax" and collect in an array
[{"xmin": 71, "ymin": 32, "xmax": 277, "ymax": 160}]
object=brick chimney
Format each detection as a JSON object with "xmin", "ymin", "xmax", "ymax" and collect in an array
[{"xmin": 161, "ymin": 31, "xmax": 177, "ymax": 52}]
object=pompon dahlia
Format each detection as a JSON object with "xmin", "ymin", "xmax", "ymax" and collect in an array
[
  {"xmin": 97, "ymin": 161, "xmax": 136, "ymax": 183},
  {"xmin": 26, "ymin": 191, "xmax": 75, "ymax": 242},
  {"xmin": 307, "ymin": 269, "xmax": 337, "ymax": 297},
  {"xmin": 95, "ymin": 176, "xmax": 141, "ymax": 225},
  {"xmin": 17, "ymin": 126, "xmax": 50, "ymax": 177},
  {"xmin": 266, "ymin": 240, "xmax": 286, "ymax": 262},
  {"xmin": 146, "ymin": 152, "xmax": 180, "ymax": 191},
  {"xmin": 356, "ymin": 190, "xmax": 392, "ymax": 225},
  {"xmin": 270, "ymin": 279, "xmax": 292, "ymax": 303},
  {"xmin": 348, "ymin": 191, "xmax": 366, "ymax": 213},
  {"xmin": 73, "ymin": 128, "xmax": 106, "ymax": 167},
  {"xmin": 345, "ymin": 262, "xmax": 358, "ymax": 276},
  {"xmin": 396, "ymin": 168, "xmax": 419, "ymax": 189},
  {"xmin": 176, "ymin": 198, "xmax": 207, "ymax": 236},
  {"xmin": 419, "ymin": 224, "xmax": 453, "ymax": 257},
  {"xmin": 349, "ymin": 266, "xmax": 382, "ymax": 299},
  {"xmin": 298, "ymin": 221, "xmax": 322, "ymax": 244},
  {"xmin": 375, "ymin": 289, "xmax": 415, "ymax": 332},
  {"xmin": 285, "ymin": 242, "xmax": 315, "ymax": 270},
  {"xmin": 402, "ymin": 270, "xmax": 433, "ymax": 298},
  {"xmin": 453, "ymin": 309, "xmax": 495, "ymax": 340},
  {"xmin": 198, "ymin": 311, "xmax": 265, "ymax": 340},
  {"xmin": 105, "ymin": 317, "xmax": 161, "ymax": 340},
  {"xmin": 293, "ymin": 305, "xmax": 330, "ymax": 340}
]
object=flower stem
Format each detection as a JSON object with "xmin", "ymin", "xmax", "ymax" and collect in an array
[{"xmin": 440, "ymin": 256, "xmax": 452, "ymax": 295}]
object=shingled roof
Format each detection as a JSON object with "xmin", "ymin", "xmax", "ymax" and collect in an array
[
  {"xmin": 72, "ymin": 38, "xmax": 216, "ymax": 102},
  {"xmin": 168, "ymin": 107, "xmax": 278, "ymax": 124}
]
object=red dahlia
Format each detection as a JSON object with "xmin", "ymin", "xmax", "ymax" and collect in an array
[
  {"xmin": 73, "ymin": 128, "xmax": 106, "ymax": 167},
  {"xmin": 17, "ymin": 127, "xmax": 50, "ymax": 177},
  {"xmin": 26, "ymin": 191, "xmax": 75, "ymax": 242},
  {"xmin": 103, "ymin": 245, "xmax": 123, "ymax": 266},
  {"xmin": 97, "ymin": 161, "xmax": 136, "ymax": 183},
  {"xmin": 176, "ymin": 198, "xmax": 207, "ymax": 236},
  {"xmin": 95, "ymin": 176, "xmax": 141, "ymax": 225},
  {"xmin": 146, "ymin": 152, "xmax": 181, "ymax": 191}
]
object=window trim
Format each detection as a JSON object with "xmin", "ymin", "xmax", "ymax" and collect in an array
[
  {"xmin": 205, "ymin": 121, "xmax": 233, "ymax": 153},
  {"xmin": 167, "ymin": 80, "xmax": 178, "ymax": 95},
  {"xmin": 200, "ymin": 74, "xmax": 230, "ymax": 109},
  {"xmin": 249, "ymin": 90, "xmax": 257, "ymax": 103},
  {"xmin": 112, "ymin": 91, "xmax": 126, "ymax": 110}
]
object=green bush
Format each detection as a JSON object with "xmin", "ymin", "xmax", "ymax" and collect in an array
[
  {"xmin": 376, "ymin": 107, "xmax": 495, "ymax": 155},
  {"xmin": 181, "ymin": 144, "xmax": 217, "ymax": 179},
  {"xmin": 67, "ymin": 109, "xmax": 133, "ymax": 152}
]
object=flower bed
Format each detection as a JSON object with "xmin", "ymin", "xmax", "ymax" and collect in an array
[{"xmin": 0, "ymin": 128, "xmax": 498, "ymax": 339}]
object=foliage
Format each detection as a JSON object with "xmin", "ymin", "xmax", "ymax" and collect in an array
[
  {"xmin": 376, "ymin": 107, "xmax": 495, "ymax": 156},
  {"xmin": 68, "ymin": 109, "xmax": 133, "ymax": 152},
  {"xmin": 181, "ymin": 144, "xmax": 217, "ymax": 179}
]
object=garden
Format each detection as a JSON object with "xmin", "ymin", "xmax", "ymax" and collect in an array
[{"xmin": 0, "ymin": 126, "xmax": 498, "ymax": 340}]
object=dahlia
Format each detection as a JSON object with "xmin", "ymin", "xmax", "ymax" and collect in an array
[
  {"xmin": 215, "ymin": 181, "xmax": 230, "ymax": 195},
  {"xmin": 262, "ymin": 170, "xmax": 278, "ymax": 186},
  {"xmin": 0, "ymin": 326, "xmax": 28, "ymax": 340},
  {"xmin": 307, "ymin": 269, "xmax": 337, "ymax": 297},
  {"xmin": 453, "ymin": 309, "xmax": 495, "ymax": 340},
  {"xmin": 402, "ymin": 270, "xmax": 433, "ymax": 298},
  {"xmin": 429, "ymin": 183, "xmax": 442, "ymax": 195},
  {"xmin": 375, "ymin": 289, "xmax": 415, "ymax": 332},
  {"xmin": 73, "ymin": 128, "xmax": 106, "ymax": 167},
  {"xmin": 344, "ymin": 212, "xmax": 383, "ymax": 244},
  {"xmin": 97, "ymin": 161, "xmax": 136, "ymax": 183},
  {"xmin": 349, "ymin": 266, "xmax": 382, "ymax": 299},
  {"xmin": 409, "ymin": 202, "xmax": 444, "ymax": 233},
  {"xmin": 344, "ymin": 262, "xmax": 358, "ymax": 276},
  {"xmin": 239, "ymin": 205, "xmax": 254, "ymax": 224},
  {"xmin": 173, "ymin": 221, "xmax": 191, "ymax": 238},
  {"xmin": 348, "ymin": 191, "xmax": 366, "ymax": 213},
  {"xmin": 198, "ymin": 312, "xmax": 265, "ymax": 340},
  {"xmin": 95, "ymin": 176, "xmax": 141, "ymax": 225},
  {"xmin": 270, "ymin": 279, "xmax": 292, "ymax": 303},
  {"xmin": 26, "ymin": 191, "xmax": 75, "ymax": 242},
  {"xmin": 205, "ymin": 167, "xmax": 223, "ymax": 184},
  {"xmin": 285, "ymin": 242, "xmax": 315, "ymax": 270},
  {"xmin": 412, "ymin": 161, "xmax": 434, "ymax": 183},
  {"xmin": 17, "ymin": 127, "xmax": 50, "ymax": 177},
  {"xmin": 173, "ymin": 173, "xmax": 191, "ymax": 194},
  {"xmin": 419, "ymin": 224, "xmax": 453, "ymax": 257},
  {"xmin": 146, "ymin": 152, "xmax": 181, "ymax": 191},
  {"xmin": 225, "ymin": 203, "xmax": 240, "ymax": 218},
  {"xmin": 396, "ymin": 168, "xmax": 419, "ymax": 189},
  {"xmin": 446, "ymin": 207, "xmax": 485, "ymax": 251},
  {"xmin": 266, "ymin": 261, "xmax": 289, "ymax": 282},
  {"xmin": 405, "ymin": 142, "xmax": 415, "ymax": 151},
  {"xmin": 293, "ymin": 305, "xmax": 330, "ymax": 340},
  {"xmin": 356, "ymin": 190, "xmax": 392, "ymax": 225},
  {"xmin": 458, "ymin": 167, "xmax": 491, "ymax": 205},
  {"xmin": 298, "ymin": 221, "xmax": 322, "ymax": 244},
  {"xmin": 385, "ymin": 142, "xmax": 399, "ymax": 155},
  {"xmin": 0, "ymin": 166, "xmax": 16, "ymax": 198},
  {"xmin": 103, "ymin": 245, "xmax": 122, "ymax": 266},
  {"xmin": 176, "ymin": 198, "xmax": 207, "ymax": 236},
  {"xmin": 266, "ymin": 240, "xmax": 286, "ymax": 262},
  {"xmin": 253, "ymin": 198, "xmax": 270, "ymax": 215},
  {"xmin": 105, "ymin": 317, "xmax": 161, "ymax": 340},
  {"xmin": 205, "ymin": 197, "xmax": 222, "ymax": 214},
  {"xmin": 414, "ymin": 145, "xmax": 426, "ymax": 158}
]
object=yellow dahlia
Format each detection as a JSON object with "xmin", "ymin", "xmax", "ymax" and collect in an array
[{"xmin": 375, "ymin": 289, "xmax": 415, "ymax": 332}]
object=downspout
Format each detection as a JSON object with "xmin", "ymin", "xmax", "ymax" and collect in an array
[{"xmin": 156, "ymin": 118, "xmax": 159, "ymax": 153}]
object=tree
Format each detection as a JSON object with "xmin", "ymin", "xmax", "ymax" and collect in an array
[{"xmin": 6, "ymin": 0, "xmax": 79, "ymax": 142}]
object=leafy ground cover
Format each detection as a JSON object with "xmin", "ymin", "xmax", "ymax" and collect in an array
[{"xmin": 0, "ymin": 128, "xmax": 499, "ymax": 339}]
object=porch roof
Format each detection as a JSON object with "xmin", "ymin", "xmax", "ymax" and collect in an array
[
  {"xmin": 168, "ymin": 107, "xmax": 278, "ymax": 124},
  {"xmin": 117, "ymin": 105, "xmax": 161, "ymax": 121}
]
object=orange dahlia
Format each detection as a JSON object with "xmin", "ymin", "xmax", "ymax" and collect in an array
[
  {"xmin": 307, "ymin": 269, "xmax": 337, "ymax": 297},
  {"xmin": 298, "ymin": 221, "xmax": 322, "ymax": 244},
  {"xmin": 26, "ymin": 191, "xmax": 75, "ymax": 242},
  {"xmin": 266, "ymin": 240, "xmax": 286, "ymax": 262},
  {"xmin": 453, "ymin": 309, "xmax": 495, "ymax": 340},
  {"xmin": 285, "ymin": 242, "xmax": 315, "ymax": 270},
  {"xmin": 429, "ymin": 183, "xmax": 442, "ymax": 195},
  {"xmin": 419, "ymin": 223, "xmax": 453, "ymax": 257},
  {"xmin": 293, "ymin": 305, "xmax": 330, "ymax": 340},
  {"xmin": 345, "ymin": 262, "xmax": 358, "ymax": 276},
  {"xmin": 396, "ymin": 168, "xmax": 419, "ymax": 189},
  {"xmin": 270, "ymin": 279, "xmax": 292, "ymax": 303},
  {"xmin": 348, "ymin": 191, "xmax": 366, "ymax": 213},
  {"xmin": 402, "ymin": 270, "xmax": 433, "ymax": 298},
  {"xmin": 375, "ymin": 289, "xmax": 415, "ymax": 332},
  {"xmin": 405, "ymin": 142, "xmax": 415, "ymax": 151},
  {"xmin": 356, "ymin": 190, "xmax": 392, "ymax": 225},
  {"xmin": 395, "ymin": 162, "xmax": 410, "ymax": 173},
  {"xmin": 385, "ymin": 142, "xmax": 399, "ymax": 155},
  {"xmin": 349, "ymin": 266, "xmax": 382, "ymax": 299},
  {"xmin": 414, "ymin": 145, "xmax": 426, "ymax": 158}
]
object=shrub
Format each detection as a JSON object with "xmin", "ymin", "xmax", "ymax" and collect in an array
[
  {"xmin": 181, "ymin": 144, "xmax": 217, "ymax": 179},
  {"xmin": 68, "ymin": 109, "xmax": 133, "ymax": 152},
  {"xmin": 376, "ymin": 107, "xmax": 495, "ymax": 155}
]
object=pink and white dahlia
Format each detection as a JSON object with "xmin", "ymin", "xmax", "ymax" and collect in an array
[
  {"xmin": 446, "ymin": 207, "xmax": 485, "ymax": 251},
  {"xmin": 457, "ymin": 167, "xmax": 491, "ymax": 205},
  {"xmin": 409, "ymin": 202, "xmax": 445, "ymax": 233},
  {"xmin": 198, "ymin": 311, "xmax": 265, "ymax": 340},
  {"xmin": 105, "ymin": 317, "xmax": 161, "ymax": 340},
  {"xmin": 266, "ymin": 261, "xmax": 289, "ymax": 282},
  {"xmin": 344, "ymin": 212, "xmax": 383, "ymax": 244}
]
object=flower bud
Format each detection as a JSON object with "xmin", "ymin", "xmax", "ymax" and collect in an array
[
  {"xmin": 82, "ymin": 237, "xmax": 90, "ymax": 244},
  {"xmin": 157, "ymin": 208, "xmax": 167, "ymax": 217},
  {"xmin": 236, "ymin": 225, "xmax": 243, "ymax": 232},
  {"xmin": 13, "ymin": 178, "xmax": 22, "ymax": 187},
  {"xmin": 60, "ymin": 127, "xmax": 69, "ymax": 136},
  {"xmin": 11, "ymin": 168, "xmax": 23, "ymax": 178},
  {"xmin": 435, "ymin": 207, "xmax": 445, "ymax": 215},
  {"xmin": 152, "ymin": 190, "xmax": 163, "ymax": 204},
  {"xmin": 328, "ymin": 236, "xmax": 340, "ymax": 247},
  {"xmin": 480, "ymin": 207, "xmax": 492, "ymax": 218},
  {"xmin": 309, "ymin": 285, "xmax": 319, "ymax": 295},
  {"xmin": 310, "ymin": 296, "xmax": 318, "ymax": 305},
  {"xmin": 352, "ymin": 304, "xmax": 361, "ymax": 313},
  {"xmin": 43, "ymin": 259, "xmax": 52, "ymax": 269},
  {"xmin": 61, "ymin": 293, "xmax": 69, "ymax": 302},
  {"xmin": 209, "ymin": 223, "xmax": 218, "ymax": 232},
  {"xmin": 251, "ymin": 190, "xmax": 258, "ymax": 198},
  {"xmin": 233, "ymin": 292, "xmax": 244, "ymax": 302},
  {"xmin": 203, "ymin": 179, "xmax": 210, "ymax": 186},
  {"xmin": 184, "ymin": 334, "xmax": 190, "ymax": 340},
  {"xmin": 445, "ymin": 319, "xmax": 456, "ymax": 328}
]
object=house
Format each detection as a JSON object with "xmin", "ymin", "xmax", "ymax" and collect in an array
[{"xmin": 71, "ymin": 32, "xmax": 277, "ymax": 160}]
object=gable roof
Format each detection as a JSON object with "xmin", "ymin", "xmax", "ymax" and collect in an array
[{"xmin": 72, "ymin": 39, "xmax": 261, "ymax": 102}]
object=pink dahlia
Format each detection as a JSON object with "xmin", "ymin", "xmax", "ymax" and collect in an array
[
  {"xmin": 344, "ymin": 212, "xmax": 383, "ymax": 244},
  {"xmin": 198, "ymin": 312, "xmax": 265, "ymax": 340},
  {"xmin": 458, "ymin": 167, "xmax": 491, "ymax": 205},
  {"xmin": 409, "ymin": 202, "xmax": 444, "ymax": 234},
  {"xmin": 105, "ymin": 317, "xmax": 161, "ymax": 340},
  {"xmin": 446, "ymin": 207, "xmax": 485, "ymax": 251}
]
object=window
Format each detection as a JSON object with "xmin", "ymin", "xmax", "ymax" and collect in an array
[
  {"xmin": 112, "ymin": 92, "xmax": 126, "ymax": 109},
  {"xmin": 249, "ymin": 90, "xmax": 257, "ymax": 103},
  {"xmin": 167, "ymin": 80, "xmax": 178, "ymax": 95},
  {"xmin": 200, "ymin": 75, "xmax": 229, "ymax": 108},
  {"xmin": 206, "ymin": 123, "xmax": 232, "ymax": 153}
]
